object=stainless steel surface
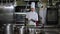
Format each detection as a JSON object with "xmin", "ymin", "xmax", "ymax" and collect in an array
[
  {"xmin": 0, "ymin": 6, "xmax": 14, "ymax": 24},
  {"xmin": 13, "ymin": 24, "xmax": 25, "ymax": 34},
  {"xmin": 4, "ymin": 24, "xmax": 14, "ymax": 34},
  {"xmin": 1, "ymin": 24, "xmax": 59, "ymax": 34},
  {"xmin": 19, "ymin": 26, "xmax": 24, "ymax": 34}
]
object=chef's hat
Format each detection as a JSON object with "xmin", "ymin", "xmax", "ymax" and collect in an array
[{"xmin": 31, "ymin": 2, "xmax": 35, "ymax": 9}]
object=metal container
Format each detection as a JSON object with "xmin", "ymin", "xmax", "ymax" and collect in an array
[
  {"xmin": 4, "ymin": 24, "xmax": 14, "ymax": 34},
  {"xmin": 19, "ymin": 26, "xmax": 24, "ymax": 34},
  {"xmin": 0, "ymin": 6, "xmax": 15, "ymax": 24}
]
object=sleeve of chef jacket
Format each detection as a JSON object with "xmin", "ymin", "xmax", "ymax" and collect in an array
[
  {"xmin": 26, "ymin": 13, "xmax": 28, "ymax": 18},
  {"xmin": 26, "ymin": 13, "xmax": 29, "ymax": 21},
  {"xmin": 34, "ymin": 12, "xmax": 38, "ymax": 21},
  {"xmin": 25, "ymin": 13, "xmax": 29, "ymax": 24},
  {"xmin": 35, "ymin": 12, "xmax": 38, "ymax": 26}
]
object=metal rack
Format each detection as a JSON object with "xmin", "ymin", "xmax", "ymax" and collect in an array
[
  {"xmin": 0, "ymin": 0, "xmax": 16, "ymax": 6},
  {"xmin": 14, "ymin": 12, "xmax": 26, "ymax": 24}
]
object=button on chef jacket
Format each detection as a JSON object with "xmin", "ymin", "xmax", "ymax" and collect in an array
[{"xmin": 26, "ymin": 11, "xmax": 38, "ymax": 26}]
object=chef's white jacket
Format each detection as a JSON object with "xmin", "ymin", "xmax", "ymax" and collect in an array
[{"xmin": 26, "ymin": 11, "xmax": 38, "ymax": 26}]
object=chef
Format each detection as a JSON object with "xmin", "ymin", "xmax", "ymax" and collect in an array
[{"xmin": 26, "ymin": 2, "xmax": 38, "ymax": 34}]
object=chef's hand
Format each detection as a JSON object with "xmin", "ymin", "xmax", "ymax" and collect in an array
[
  {"xmin": 31, "ymin": 19, "xmax": 36, "ymax": 22},
  {"xmin": 25, "ymin": 18, "xmax": 28, "ymax": 21},
  {"xmin": 25, "ymin": 18, "xmax": 28, "ymax": 24},
  {"xmin": 41, "ymin": 24, "xmax": 44, "ymax": 28}
]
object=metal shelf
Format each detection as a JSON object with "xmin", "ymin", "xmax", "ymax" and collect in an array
[
  {"xmin": 15, "ymin": 12, "xmax": 26, "ymax": 14},
  {"xmin": 16, "ymin": 21, "xmax": 25, "ymax": 22}
]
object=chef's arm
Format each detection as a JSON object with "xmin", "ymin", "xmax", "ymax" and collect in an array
[{"xmin": 31, "ymin": 19, "xmax": 38, "ymax": 22}]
